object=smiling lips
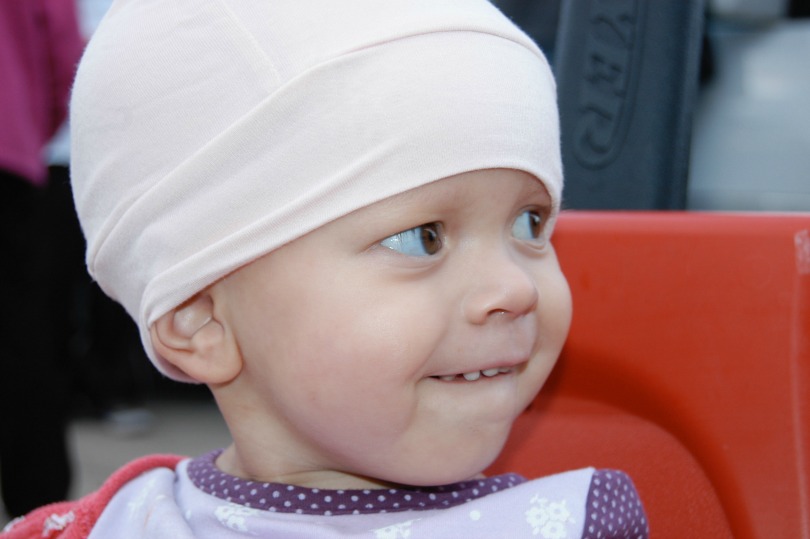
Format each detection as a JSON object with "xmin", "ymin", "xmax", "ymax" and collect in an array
[{"xmin": 433, "ymin": 367, "xmax": 514, "ymax": 382}]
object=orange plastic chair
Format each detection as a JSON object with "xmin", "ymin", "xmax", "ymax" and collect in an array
[{"xmin": 487, "ymin": 211, "xmax": 810, "ymax": 539}]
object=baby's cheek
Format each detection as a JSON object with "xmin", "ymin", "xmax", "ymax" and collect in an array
[{"xmin": 540, "ymin": 269, "xmax": 573, "ymax": 333}]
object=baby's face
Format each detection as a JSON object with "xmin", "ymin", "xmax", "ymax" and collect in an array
[{"xmin": 218, "ymin": 168, "xmax": 572, "ymax": 488}]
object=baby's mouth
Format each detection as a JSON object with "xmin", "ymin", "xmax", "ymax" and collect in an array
[{"xmin": 431, "ymin": 367, "xmax": 513, "ymax": 382}]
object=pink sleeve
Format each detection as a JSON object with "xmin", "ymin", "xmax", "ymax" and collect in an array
[{"xmin": 41, "ymin": 0, "xmax": 86, "ymax": 136}]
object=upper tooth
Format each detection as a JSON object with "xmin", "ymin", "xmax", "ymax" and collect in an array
[
  {"xmin": 439, "ymin": 375, "xmax": 457, "ymax": 382},
  {"xmin": 462, "ymin": 371, "xmax": 481, "ymax": 381},
  {"xmin": 482, "ymin": 368, "xmax": 499, "ymax": 377},
  {"xmin": 498, "ymin": 367, "xmax": 511, "ymax": 374}
]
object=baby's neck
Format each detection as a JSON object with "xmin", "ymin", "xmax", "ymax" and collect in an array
[
  {"xmin": 216, "ymin": 444, "xmax": 402, "ymax": 490},
  {"xmin": 215, "ymin": 444, "xmax": 487, "ymax": 490}
]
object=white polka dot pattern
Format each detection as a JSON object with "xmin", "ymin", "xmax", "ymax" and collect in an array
[{"xmin": 582, "ymin": 470, "xmax": 648, "ymax": 539}]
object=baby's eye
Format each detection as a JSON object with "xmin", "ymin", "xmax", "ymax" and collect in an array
[
  {"xmin": 380, "ymin": 223, "xmax": 443, "ymax": 256},
  {"xmin": 512, "ymin": 209, "xmax": 545, "ymax": 242}
]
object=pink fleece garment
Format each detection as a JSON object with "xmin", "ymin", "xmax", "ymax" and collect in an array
[{"xmin": 0, "ymin": 0, "xmax": 84, "ymax": 185}]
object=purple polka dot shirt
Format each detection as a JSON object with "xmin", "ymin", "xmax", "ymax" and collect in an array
[{"xmin": 74, "ymin": 449, "xmax": 649, "ymax": 538}]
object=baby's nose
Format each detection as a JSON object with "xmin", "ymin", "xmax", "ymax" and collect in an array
[{"xmin": 461, "ymin": 252, "xmax": 539, "ymax": 325}]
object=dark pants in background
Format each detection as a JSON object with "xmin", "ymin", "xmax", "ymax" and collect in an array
[{"xmin": 0, "ymin": 171, "xmax": 71, "ymax": 517}]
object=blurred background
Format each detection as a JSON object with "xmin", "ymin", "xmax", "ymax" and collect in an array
[
  {"xmin": 492, "ymin": 0, "xmax": 810, "ymax": 212},
  {"xmin": 1, "ymin": 0, "xmax": 808, "ymax": 526}
]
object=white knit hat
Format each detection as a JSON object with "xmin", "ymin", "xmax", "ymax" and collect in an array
[{"xmin": 70, "ymin": 0, "xmax": 562, "ymax": 382}]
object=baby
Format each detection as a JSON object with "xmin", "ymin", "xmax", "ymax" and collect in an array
[{"xmin": 3, "ymin": 1, "xmax": 647, "ymax": 537}]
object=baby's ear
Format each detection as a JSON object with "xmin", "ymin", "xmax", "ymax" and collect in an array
[{"xmin": 150, "ymin": 292, "xmax": 241, "ymax": 384}]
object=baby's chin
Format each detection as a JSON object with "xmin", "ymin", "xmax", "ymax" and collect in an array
[
  {"xmin": 365, "ymin": 451, "xmax": 505, "ymax": 489},
  {"xmin": 398, "ymin": 438, "xmax": 514, "ymax": 487}
]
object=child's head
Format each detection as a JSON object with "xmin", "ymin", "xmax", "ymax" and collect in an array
[{"xmin": 70, "ymin": 0, "xmax": 569, "ymax": 487}]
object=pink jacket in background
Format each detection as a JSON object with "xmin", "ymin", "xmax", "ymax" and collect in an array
[{"xmin": 0, "ymin": 0, "xmax": 85, "ymax": 185}]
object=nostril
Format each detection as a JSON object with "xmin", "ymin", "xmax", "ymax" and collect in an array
[{"xmin": 461, "ymin": 260, "xmax": 539, "ymax": 324}]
